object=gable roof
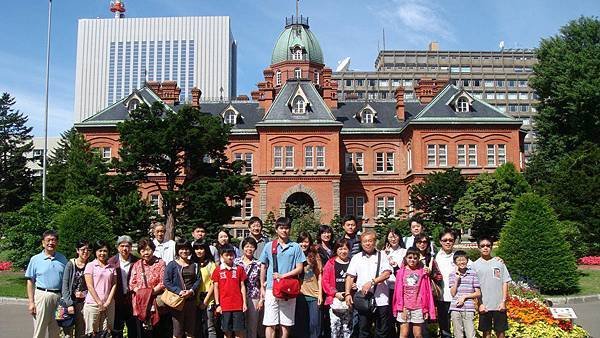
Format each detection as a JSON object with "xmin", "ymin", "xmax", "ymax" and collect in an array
[
  {"xmin": 258, "ymin": 79, "xmax": 342, "ymax": 127},
  {"xmin": 412, "ymin": 84, "xmax": 522, "ymax": 124}
]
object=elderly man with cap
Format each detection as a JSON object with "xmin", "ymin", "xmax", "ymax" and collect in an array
[{"xmin": 108, "ymin": 235, "xmax": 139, "ymax": 338}]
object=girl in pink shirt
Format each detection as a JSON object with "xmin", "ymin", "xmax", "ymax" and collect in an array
[{"xmin": 392, "ymin": 248, "xmax": 436, "ymax": 338}]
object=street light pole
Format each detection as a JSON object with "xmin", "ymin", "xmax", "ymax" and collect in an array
[{"xmin": 42, "ymin": 0, "xmax": 52, "ymax": 199}]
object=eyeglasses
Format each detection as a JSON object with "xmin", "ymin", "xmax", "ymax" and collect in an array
[
  {"xmin": 479, "ymin": 244, "xmax": 492, "ymax": 248},
  {"xmin": 78, "ymin": 248, "xmax": 91, "ymax": 252},
  {"xmin": 441, "ymin": 238, "xmax": 455, "ymax": 243},
  {"xmin": 416, "ymin": 240, "xmax": 429, "ymax": 244}
]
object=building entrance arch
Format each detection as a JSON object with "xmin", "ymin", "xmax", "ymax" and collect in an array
[{"xmin": 279, "ymin": 184, "xmax": 321, "ymax": 219}]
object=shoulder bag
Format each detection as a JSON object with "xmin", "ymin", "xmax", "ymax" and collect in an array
[
  {"xmin": 160, "ymin": 263, "xmax": 186, "ymax": 311},
  {"xmin": 271, "ymin": 241, "xmax": 301, "ymax": 300},
  {"xmin": 353, "ymin": 251, "xmax": 381, "ymax": 315},
  {"xmin": 428, "ymin": 258, "xmax": 443, "ymax": 300}
]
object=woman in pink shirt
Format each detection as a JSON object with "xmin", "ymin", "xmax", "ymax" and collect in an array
[
  {"xmin": 392, "ymin": 248, "xmax": 436, "ymax": 338},
  {"xmin": 83, "ymin": 240, "xmax": 117, "ymax": 337}
]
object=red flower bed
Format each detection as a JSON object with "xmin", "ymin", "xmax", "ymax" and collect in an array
[
  {"xmin": 507, "ymin": 295, "xmax": 573, "ymax": 331},
  {"xmin": 578, "ymin": 256, "xmax": 600, "ymax": 265},
  {"xmin": 0, "ymin": 261, "xmax": 12, "ymax": 271}
]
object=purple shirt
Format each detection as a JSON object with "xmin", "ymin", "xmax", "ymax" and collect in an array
[
  {"xmin": 84, "ymin": 259, "xmax": 116, "ymax": 304},
  {"xmin": 449, "ymin": 268, "xmax": 480, "ymax": 312}
]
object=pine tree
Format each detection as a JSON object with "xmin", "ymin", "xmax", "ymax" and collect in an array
[
  {"xmin": 0, "ymin": 93, "xmax": 34, "ymax": 212},
  {"xmin": 497, "ymin": 193, "xmax": 579, "ymax": 294}
]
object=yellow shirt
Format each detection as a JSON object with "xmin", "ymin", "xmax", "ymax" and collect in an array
[{"xmin": 196, "ymin": 261, "xmax": 216, "ymax": 304}]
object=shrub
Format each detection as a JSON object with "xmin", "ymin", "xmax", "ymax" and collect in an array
[
  {"xmin": 559, "ymin": 220, "xmax": 589, "ymax": 259},
  {"xmin": 0, "ymin": 197, "xmax": 59, "ymax": 269},
  {"xmin": 53, "ymin": 201, "xmax": 115, "ymax": 259},
  {"xmin": 497, "ymin": 193, "xmax": 579, "ymax": 294}
]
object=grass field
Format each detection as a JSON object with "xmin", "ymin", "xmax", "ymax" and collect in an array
[
  {"xmin": 0, "ymin": 271, "xmax": 27, "ymax": 298},
  {"xmin": 574, "ymin": 268, "xmax": 600, "ymax": 296}
]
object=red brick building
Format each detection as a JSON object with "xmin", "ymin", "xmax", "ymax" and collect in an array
[{"xmin": 75, "ymin": 17, "xmax": 524, "ymax": 236}]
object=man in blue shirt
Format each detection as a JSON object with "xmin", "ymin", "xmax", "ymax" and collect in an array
[
  {"xmin": 259, "ymin": 217, "xmax": 306, "ymax": 338},
  {"xmin": 25, "ymin": 230, "xmax": 68, "ymax": 338}
]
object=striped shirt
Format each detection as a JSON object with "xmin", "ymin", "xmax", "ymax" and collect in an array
[{"xmin": 448, "ymin": 268, "xmax": 480, "ymax": 312}]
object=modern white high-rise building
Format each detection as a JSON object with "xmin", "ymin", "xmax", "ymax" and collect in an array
[{"xmin": 74, "ymin": 16, "xmax": 237, "ymax": 122}]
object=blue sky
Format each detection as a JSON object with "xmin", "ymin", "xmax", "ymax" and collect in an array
[{"xmin": 0, "ymin": 0, "xmax": 598, "ymax": 136}]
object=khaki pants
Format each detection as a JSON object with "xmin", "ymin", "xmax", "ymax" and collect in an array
[
  {"xmin": 83, "ymin": 302, "xmax": 115, "ymax": 335},
  {"xmin": 246, "ymin": 298, "xmax": 265, "ymax": 338},
  {"xmin": 32, "ymin": 289, "xmax": 61, "ymax": 338},
  {"xmin": 451, "ymin": 311, "xmax": 476, "ymax": 338}
]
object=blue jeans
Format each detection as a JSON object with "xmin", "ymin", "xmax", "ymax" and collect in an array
[{"xmin": 294, "ymin": 295, "xmax": 321, "ymax": 338}]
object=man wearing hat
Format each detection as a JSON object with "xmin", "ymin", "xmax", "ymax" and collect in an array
[{"xmin": 108, "ymin": 235, "xmax": 139, "ymax": 338}]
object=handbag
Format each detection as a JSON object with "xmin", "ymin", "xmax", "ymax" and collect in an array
[
  {"xmin": 160, "ymin": 264, "xmax": 186, "ymax": 311},
  {"xmin": 132, "ymin": 260, "xmax": 160, "ymax": 326},
  {"xmin": 428, "ymin": 259, "xmax": 443, "ymax": 300},
  {"xmin": 330, "ymin": 297, "xmax": 349, "ymax": 314},
  {"xmin": 55, "ymin": 299, "xmax": 75, "ymax": 328},
  {"xmin": 352, "ymin": 251, "xmax": 381, "ymax": 315},
  {"xmin": 271, "ymin": 240, "xmax": 301, "ymax": 300}
]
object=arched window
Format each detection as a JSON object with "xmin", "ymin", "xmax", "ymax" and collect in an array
[
  {"xmin": 363, "ymin": 109, "xmax": 374, "ymax": 124},
  {"xmin": 294, "ymin": 68, "xmax": 302, "ymax": 79},
  {"xmin": 292, "ymin": 96, "xmax": 306, "ymax": 115},
  {"xmin": 457, "ymin": 97, "xmax": 469, "ymax": 112},
  {"xmin": 292, "ymin": 47, "xmax": 303, "ymax": 60},
  {"xmin": 224, "ymin": 110, "xmax": 237, "ymax": 125},
  {"xmin": 128, "ymin": 99, "xmax": 139, "ymax": 112},
  {"xmin": 276, "ymin": 70, "xmax": 282, "ymax": 86}
]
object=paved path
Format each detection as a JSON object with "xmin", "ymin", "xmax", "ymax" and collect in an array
[
  {"xmin": 1, "ymin": 301, "xmax": 598, "ymax": 338},
  {"xmin": 571, "ymin": 300, "xmax": 600, "ymax": 338}
]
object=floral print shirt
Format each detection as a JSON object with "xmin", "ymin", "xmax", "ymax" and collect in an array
[
  {"xmin": 129, "ymin": 256, "xmax": 166, "ymax": 291},
  {"xmin": 234, "ymin": 257, "xmax": 261, "ymax": 300}
]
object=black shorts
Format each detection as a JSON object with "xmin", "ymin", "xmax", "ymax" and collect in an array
[
  {"xmin": 221, "ymin": 311, "xmax": 246, "ymax": 333},
  {"xmin": 478, "ymin": 310, "xmax": 509, "ymax": 332}
]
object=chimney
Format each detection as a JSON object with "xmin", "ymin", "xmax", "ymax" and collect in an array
[
  {"xmin": 415, "ymin": 78, "xmax": 446, "ymax": 104},
  {"xmin": 191, "ymin": 87, "xmax": 201, "ymax": 108},
  {"xmin": 321, "ymin": 67, "xmax": 338, "ymax": 109},
  {"xmin": 395, "ymin": 86, "xmax": 405, "ymax": 121},
  {"xmin": 159, "ymin": 81, "xmax": 181, "ymax": 106},
  {"xmin": 236, "ymin": 95, "xmax": 250, "ymax": 101},
  {"xmin": 256, "ymin": 81, "xmax": 275, "ymax": 111},
  {"xmin": 263, "ymin": 69, "xmax": 274, "ymax": 86},
  {"xmin": 428, "ymin": 41, "xmax": 439, "ymax": 51},
  {"xmin": 147, "ymin": 81, "xmax": 161, "ymax": 94}
]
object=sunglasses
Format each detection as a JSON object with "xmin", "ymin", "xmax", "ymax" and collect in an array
[
  {"xmin": 416, "ymin": 240, "xmax": 429, "ymax": 244},
  {"xmin": 479, "ymin": 244, "xmax": 492, "ymax": 248},
  {"xmin": 441, "ymin": 238, "xmax": 455, "ymax": 243}
]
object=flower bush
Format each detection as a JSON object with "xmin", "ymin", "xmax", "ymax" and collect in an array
[
  {"xmin": 578, "ymin": 256, "xmax": 600, "ymax": 265},
  {"xmin": 0, "ymin": 261, "xmax": 12, "ymax": 271}
]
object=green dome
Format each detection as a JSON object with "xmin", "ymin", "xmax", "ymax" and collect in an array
[{"xmin": 271, "ymin": 20, "xmax": 324, "ymax": 65}]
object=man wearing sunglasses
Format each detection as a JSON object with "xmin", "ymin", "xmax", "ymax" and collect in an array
[
  {"xmin": 434, "ymin": 229, "xmax": 460, "ymax": 338},
  {"xmin": 472, "ymin": 237, "xmax": 511, "ymax": 338}
]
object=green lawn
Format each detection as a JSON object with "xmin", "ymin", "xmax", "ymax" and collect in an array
[
  {"xmin": 575, "ymin": 268, "xmax": 600, "ymax": 296},
  {"xmin": 0, "ymin": 271, "xmax": 27, "ymax": 298}
]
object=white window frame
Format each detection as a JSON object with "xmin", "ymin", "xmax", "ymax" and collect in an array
[
  {"xmin": 346, "ymin": 196, "xmax": 355, "ymax": 217},
  {"xmin": 294, "ymin": 68, "xmax": 302, "ymax": 79},
  {"xmin": 150, "ymin": 194, "xmax": 160, "ymax": 214},
  {"xmin": 224, "ymin": 110, "xmax": 237, "ymax": 125},
  {"xmin": 363, "ymin": 109, "xmax": 374, "ymax": 124},
  {"xmin": 457, "ymin": 145, "xmax": 466, "ymax": 166},
  {"xmin": 407, "ymin": 147, "xmax": 412, "ymax": 171},
  {"xmin": 385, "ymin": 152, "xmax": 395, "ymax": 172},
  {"xmin": 498, "ymin": 144, "xmax": 506, "ymax": 165},
  {"xmin": 292, "ymin": 48, "xmax": 303, "ymax": 61},
  {"xmin": 102, "ymin": 147, "xmax": 112, "ymax": 160},
  {"xmin": 316, "ymin": 146, "xmax": 325, "ymax": 168},
  {"xmin": 314, "ymin": 70, "xmax": 319, "ymax": 85},
  {"xmin": 377, "ymin": 196, "xmax": 396, "ymax": 216},
  {"xmin": 292, "ymin": 96, "xmax": 306, "ymax": 114},
  {"xmin": 305, "ymin": 146, "xmax": 314, "ymax": 169},
  {"xmin": 276, "ymin": 70, "xmax": 282, "ymax": 86},
  {"xmin": 274, "ymin": 146, "xmax": 283, "ymax": 169},
  {"xmin": 244, "ymin": 197, "xmax": 253, "ymax": 218},
  {"xmin": 457, "ymin": 97, "xmax": 469, "ymax": 112},
  {"xmin": 468, "ymin": 144, "xmax": 478, "ymax": 167},
  {"xmin": 285, "ymin": 146, "xmax": 294, "ymax": 169},
  {"xmin": 356, "ymin": 196, "xmax": 365, "ymax": 219},
  {"xmin": 438, "ymin": 145, "xmax": 447, "ymax": 166},
  {"xmin": 427, "ymin": 145, "xmax": 436, "ymax": 167},
  {"xmin": 487, "ymin": 144, "xmax": 496, "ymax": 167}
]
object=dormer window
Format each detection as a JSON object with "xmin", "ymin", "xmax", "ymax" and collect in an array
[
  {"xmin": 294, "ymin": 68, "xmax": 302, "ymax": 79},
  {"xmin": 276, "ymin": 70, "xmax": 282, "ymax": 86},
  {"xmin": 292, "ymin": 96, "xmax": 306, "ymax": 115},
  {"xmin": 128, "ymin": 99, "xmax": 139, "ymax": 112},
  {"xmin": 456, "ymin": 97, "xmax": 470, "ymax": 112},
  {"xmin": 292, "ymin": 47, "xmax": 303, "ymax": 60},
  {"xmin": 363, "ymin": 109, "xmax": 374, "ymax": 124},
  {"xmin": 224, "ymin": 110, "xmax": 237, "ymax": 125}
]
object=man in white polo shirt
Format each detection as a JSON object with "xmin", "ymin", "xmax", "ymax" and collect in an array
[
  {"xmin": 152, "ymin": 221, "xmax": 175, "ymax": 264},
  {"xmin": 344, "ymin": 229, "xmax": 392, "ymax": 338}
]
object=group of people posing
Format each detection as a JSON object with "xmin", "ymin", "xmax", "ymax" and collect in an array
[{"xmin": 25, "ymin": 215, "xmax": 511, "ymax": 338}]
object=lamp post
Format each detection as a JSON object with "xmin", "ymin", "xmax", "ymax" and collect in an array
[{"xmin": 42, "ymin": 0, "xmax": 52, "ymax": 199}]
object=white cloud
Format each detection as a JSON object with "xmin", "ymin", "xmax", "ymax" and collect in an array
[{"xmin": 370, "ymin": 0, "xmax": 455, "ymax": 47}]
